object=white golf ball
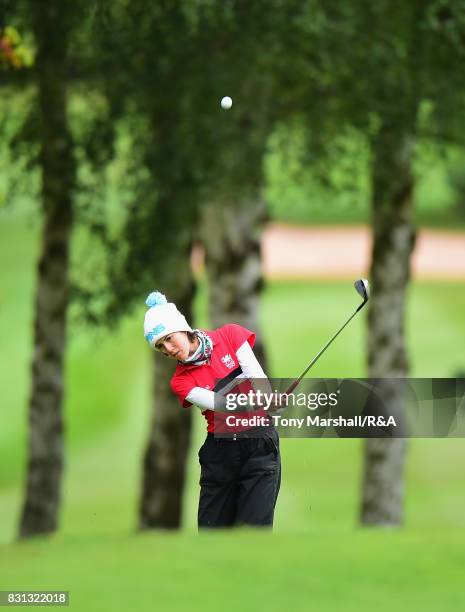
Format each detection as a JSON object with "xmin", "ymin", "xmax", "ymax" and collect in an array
[{"xmin": 220, "ymin": 96, "xmax": 232, "ymax": 109}]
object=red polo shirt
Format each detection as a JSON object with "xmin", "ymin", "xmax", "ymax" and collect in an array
[{"xmin": 170, "ymin": 324, "xmax": 270, "ymax": 433}]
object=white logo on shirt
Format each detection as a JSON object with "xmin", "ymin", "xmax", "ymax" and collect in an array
[{"xmin": 221, "ymin": 354, "xmax": 236, "ymax": 369}]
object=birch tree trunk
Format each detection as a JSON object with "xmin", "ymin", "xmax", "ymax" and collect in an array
[
  {"xmin": 360, "ymin": 124, "xmax": 416, "ymax": 527},
  {"xmin": 139, "ymin": 253, "xmax": 195, "ymax": 529},
  {"xmin": 19, "ymin": 1, "xmax": 74, "ymax": 538},
  {"xmin": 200, "ymin": 198, "xmax": 269, "ymax": 371}
]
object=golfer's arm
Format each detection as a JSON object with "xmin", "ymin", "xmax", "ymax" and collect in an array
[
  {"xmin": 236, "ymin": 341, "xmax": 273, "ymax": 395},
  {"xmin": 185, "ymin": 342, "xmax": 272, "ymax": 411},
  {"xmin": 185, "ymin": 387, "xmax": 227, "ymax": 411}
]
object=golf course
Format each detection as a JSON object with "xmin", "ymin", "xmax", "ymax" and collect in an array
[
  {"xmin": 2, "ymin": 2, "xmax": 465, "ymax": 607},
  {"xmin": 1, "ymin": 211, "xmax": 464, "ymax": 610}
]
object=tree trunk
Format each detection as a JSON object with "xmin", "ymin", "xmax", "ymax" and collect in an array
[
  {"xmin": 19, "ymin": 1, "xmax": 74, "ymax": 538},
  {"xmin": 139, "ymin": 253, "xmax": 195, "ymax": 529},
  {"xmin": 359, "ymin": 124, "xmax": 416, "ymax": 527},
  {"xmin": 200, "ymin": 198, "xmax": 269, "ymax": 371}
]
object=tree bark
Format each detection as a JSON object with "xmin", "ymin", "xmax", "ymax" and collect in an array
[
  {"xmin": 139, "ymin": 253, "xmax": 195, "ymax": 529},
  {"xmin": 360, "ymin": 124, "xmax": 416, "ymax": 527},
  {"xmin": 361, "ymin": 125, "xmax": 415, "ymax": 526},
  {"xmin": 200, "ymin": 198, "xmax": 269, "ymax": 371},
  {"xmin": 19, "ymin": 1, "xmax": 74, "ymax": 538}
]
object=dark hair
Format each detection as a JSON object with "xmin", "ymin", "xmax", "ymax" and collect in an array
[{"xmin": 186, "ymin": 331, "xmax": 196, "ymax": 343}]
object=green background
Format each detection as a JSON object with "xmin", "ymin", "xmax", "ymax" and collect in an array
[{"xmin": 1, "ymin": 211, "xmax": 464, "ymax": 610}]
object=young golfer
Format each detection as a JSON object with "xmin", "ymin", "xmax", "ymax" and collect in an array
[{"xmin": 143, "ymin": 291, "xmax": 281, "ymax": 529}]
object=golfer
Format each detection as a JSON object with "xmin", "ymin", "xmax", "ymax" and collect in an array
[{"xmin": 144, "ymin": 291, "xmax": 281, "ymax": 529}]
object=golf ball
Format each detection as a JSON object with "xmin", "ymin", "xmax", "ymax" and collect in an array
[{"xmin": 220, "ymin": 96, "xmax": 232, "ymax": 109}]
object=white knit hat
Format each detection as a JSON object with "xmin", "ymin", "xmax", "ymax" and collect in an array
[{"xmin": 144, "ymin": 291, "xmax": 192, "ymax": 349}]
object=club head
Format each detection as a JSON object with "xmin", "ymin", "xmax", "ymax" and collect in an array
[{"xmin": 354, "ymin": 278, "xmax": 370, "ymax": 308}]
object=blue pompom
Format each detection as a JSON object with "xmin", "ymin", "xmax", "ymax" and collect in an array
[{"xmin": 145, "ymin": 291, "xmax": 168, "ymax": 308}]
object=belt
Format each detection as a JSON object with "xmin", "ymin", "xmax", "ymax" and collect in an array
[{"xmin": 207, "ymin": 426, "xmax": 275, "ymax": 442}]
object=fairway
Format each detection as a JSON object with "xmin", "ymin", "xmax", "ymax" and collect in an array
[
  {"xmin": 0, "ymin": 529, "xmax": 464, "ymax": 611},
  {"xmin": 1, "ymin": 215, "xmax": 464, "ymax": 610}
]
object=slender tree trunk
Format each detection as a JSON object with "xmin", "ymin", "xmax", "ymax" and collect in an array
[
  {"xmin": 200, "ymin": 198, "xmax": 269, "ymax": 370},
  {"xmin": 360, "ymin": 124, "xmax": 416, "ymax": 527},
  {"xmin": 19, "ymin": 1, "xmax": 74, "ymax": 538},
  {"xmin": 139, "ymin": 252, "xmax": 195, "ymax": 529}
]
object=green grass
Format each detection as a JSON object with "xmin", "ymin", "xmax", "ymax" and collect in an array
[
  {"xmin": 1, "ymin": 215, "xmax": 465, "ymax": 610},
  {"xmin": 0, "ymin": 529, "xmax": 464, "ymax": 612}
]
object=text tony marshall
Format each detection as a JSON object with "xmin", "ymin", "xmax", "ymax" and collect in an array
[{"xmin": 225, "ymin": 415, "xmax": 397, "ymax": 428}]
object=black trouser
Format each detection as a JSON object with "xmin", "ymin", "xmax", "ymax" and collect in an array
[{"xmin": 197, "ymin": 429, "xmax": 281, "ymax": 528}]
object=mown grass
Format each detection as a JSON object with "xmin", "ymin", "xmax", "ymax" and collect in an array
[{"xmin": 1, "ymin": 529, "xmax": 464, "ymax": 612}]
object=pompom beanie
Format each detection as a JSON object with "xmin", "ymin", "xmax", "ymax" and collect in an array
[{"xmin": 143, "ymin": 291, "xmax": 192, "ymax": 348}]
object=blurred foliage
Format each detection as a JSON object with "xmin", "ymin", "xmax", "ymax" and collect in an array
[
  {"xmin": 272, "ymin": 1, "xmax": 465, "ymax": 182},
  {"xmin": 265, "ymin": 119, "xmax": 371, "ymax": 223},
  {"xmin": 265, "ymin": 120, "xmax": 465, "ymax": 227},
  {"xmin": 1, "ymin": 0, "xmax": 465, "ymax": 322},
  {"xmin": 67, "ymin": 0, "xmax": 291, "ymax": 327},
  {"xmin": 0, "ymin": 87, "xmax": 39, "ymax": 210},
  {"xmin": 0, "ymin": 25, "xmax": 34, "ymax": 70}
]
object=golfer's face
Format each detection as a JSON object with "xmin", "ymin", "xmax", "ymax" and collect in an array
[{"xmin": 155, "ymin": 332, "xmax": 190, "ymax": 361}]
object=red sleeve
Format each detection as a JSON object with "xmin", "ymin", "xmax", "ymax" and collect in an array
[
  {"xmin": 170, "ymin": 372, "xmax": 195, "ymax": 408},
  {"xmin": 222, "ymin": 323, "xmax": 256, "ymax": 352}
]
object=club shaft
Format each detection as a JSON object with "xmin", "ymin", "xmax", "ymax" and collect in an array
[
  {"xmin": 285, "ymin": 301, "xmax": 367, "ymax": 394},
  {"xmin": 299, "ymin": 310, "xmax": 358, "ymax": 377}
]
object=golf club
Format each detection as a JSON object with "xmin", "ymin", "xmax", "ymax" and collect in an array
[{"xmin": 284, "ymin": 278, "xmax": 370, "ymax": 395}]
